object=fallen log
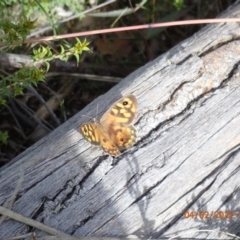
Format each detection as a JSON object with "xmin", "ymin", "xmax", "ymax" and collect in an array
[{"xmin": 1, "ymin": 1, "xmax": 240, "ymax": 239}]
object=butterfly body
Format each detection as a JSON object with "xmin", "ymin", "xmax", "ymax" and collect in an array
[{"xmin": 79, "ymin": 95, "xmax": 137, "ymax": 156}]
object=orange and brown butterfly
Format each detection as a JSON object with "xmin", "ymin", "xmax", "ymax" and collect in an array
[{"xmin": 79, "ymin": 95, "xmax": 137, "ymax": 156}]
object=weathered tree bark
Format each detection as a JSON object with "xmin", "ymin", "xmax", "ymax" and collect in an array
[{"xmin": 2, "ymin": 2, "xmax": 240, "ymax": 239}]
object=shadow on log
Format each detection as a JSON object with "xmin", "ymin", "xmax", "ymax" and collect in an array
[{"xmin": 1, "ymin": 1, "xmax": 240, "ymax": 239}]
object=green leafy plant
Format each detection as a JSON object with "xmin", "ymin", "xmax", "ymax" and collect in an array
[
  {"xmin": 32, "ymin": 38, "xmax": 91, "ymax": 66},
  {"xmin": 0, "ymin": 66, "xmax": 46, "ymax": 106},
  {"xmin": 0, "ymin": 37, "xmax": 91, "ymax": 106},
  {"xmin": 0, "ymin": 17, "xmax": 37, "ymax": 45},
  {"xmin": 0, "ymin": 1, "xmax": 91, "ymax": 147}
]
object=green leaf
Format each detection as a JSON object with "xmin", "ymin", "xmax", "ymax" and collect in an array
[
  {"xmin": 59, "ymin": 55, "xmax": 69, "ymax": 62},
  {"xmin": 74, "ymin": 53, "xmax": 79, "ymax": 64},
  {"xmin": 60, "ymin": 45, "xmax": 65, "ymax": 54},
  {"xmin": 45, "ymin": 62, "xmax": 50, "ymax": 71},
  {"xmin": 14, "ymin": 86, "xmax": 24, "ymax": 96}
]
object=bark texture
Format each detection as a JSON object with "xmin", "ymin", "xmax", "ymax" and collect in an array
[{"xmin": 1, "ymin": 2, "xmax": 240, "ymax": 239}]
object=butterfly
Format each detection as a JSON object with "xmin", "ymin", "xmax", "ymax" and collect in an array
[{"xmin": 79, "ymin": 95, "xmax": 137, "ymax": 156}]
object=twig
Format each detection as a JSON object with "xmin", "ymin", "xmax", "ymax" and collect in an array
[
  {"xmin": 34, "ymin": 79, "xmax": 76, "ymax": 121},
  {"xmin": 6, "ymin": 232, "xmax": 35, "ymax": 240},
  {"xmin": 87, "ymin": 0, "xmax": 147, "ymax": 17},
  {"xmin": 1, "ymin": 18, "xmax": 240, "ymax": 47},
  {"xmin": 28, "ymin": 86, "xmax": 61, "ymax": 126},
  {"xmin": 0, "ymin": 169, "xmax": 24, "ymax": 225},
  {"xmin": 9, "ymin": 100, "xmax": 36, "ymax": 128},
  {"xmin": 6, "ymin": 105, "xmax": 27, "ymax": 139},
  {"xmin": 28, "ymin": 0, "xmax": 117, "ymax": 37},
  {"xmin": 0, "ymin": 206, "xmax": 79, "ymax": 240},
  {"xmin": 14, "ymin": 98, "xmax": 53, "ymax": 131},
  {"xmin": 46, "ymin": 72, "xmax": 121, "ymax": 83}
]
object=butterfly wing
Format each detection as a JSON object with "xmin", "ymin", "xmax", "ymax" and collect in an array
[
  {"xmin": 100, "ymin": 95, "xmax": 137, "ymax": 149},
  {"xmin": 108, "ymin": 124, "xmax": 136, "ymax": 150},
  {"xmin": 100, "ymin": 95, "xmax": 137, "ymax": 127},
  {"xmin": 79, "ymin": 123, "xmax": 120, "ymax": 156}
]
